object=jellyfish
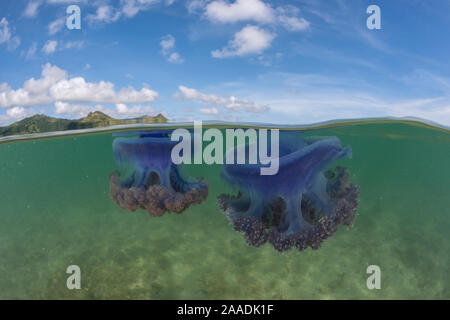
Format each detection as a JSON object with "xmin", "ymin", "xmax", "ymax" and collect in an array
[
  {"xmin": 109, "ymin": 130, "xmax": 209, "ymax": 217},
  {"xmin": 217, "ymin": 131, "xmax": 359, "ymax": 252}
]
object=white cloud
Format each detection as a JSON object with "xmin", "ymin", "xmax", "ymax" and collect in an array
[
  {"xmin": 199, "ymin": 107, "xmax": 219, "ymax": 115},
  {"xmin": 0, "ymin": 19, "xmax": 11, "ymax": 44},
  {"xmin": 46, "ymin": 0, "xmax": 86, "ymax": 3},
  {"xmin": 266, "ymin": 93, "xmax": 450, "ymax": 126},
  {"xmin": 23, "ymin": 1, "xmax": 42, "ymax": 18},
  {"xmin": 0, "ymin": 18, "xmax": 21, "ymax": 51},
  {"xmin": 276, "ymin": 6, "xmax": 310, "ymax": 31},
  {"xmin": 87, "ymin": 0, "xmax": 160, "ymax": 24},
  {"xmin": 0, "ymin": 106, "xmax": 37, "ymax": 125},
  {"xmin": 87, "ymin": 5, "xmax": 121, "ymax": 24},
  {"xmin": 54, "ymin": 101, "xmax": 97, "ymax": 118},
  {"xmin": 160, "ymin": 34, "xmax": 175, "ymax": 54},
  {"xmin": 205, "ymin": 0, "xmax": 274, "ymax": 24},
  {"xmin": 48, "ymin": 17, "xmax": 65, "ymax": 35},
  {"xmin": 63, "ymin": 41, "xmax": 85, "ymax": 50},
  {"xmin": 24, "ymin": 64, "xmax": 68, "ymax": 95},
  {"xmin": 252, "ymin": 51, "xmax": 283, "ymax": 67},
  {"xmin": 187, "ymin": 0, "xmax": 207, "ymax": 14},
  {"xmin": 0, "ymin": 63, "xmax": 159, "ymax": 109},
  {"xmin": 278, "ymin": 15, "xmax": 309, "ymax": 32},
  {"xmin": 116, "ymin": 103, "xmax": 131, "ymax": 114},
  {"xmin": 160, "ymin": 34, "xmax": 184, "ymax": 63},
  {"xmin": 53, "ymin": 101, "xmax": 157, "ymax": 119},
  {"xmin": 115, "ymin": 103, "xmax": 156, "ymax": 117},
  {"xmin": 42, "ymin": 40, "xmax": 58, "ymax": 55},
  {"xmin": 176, "ymin": 85, "xmax": 223, "ymax": 104},
  {"xmin": 212, "ymin": 25, "xmax": 275, "ymax": 58},
  {"xmin": 121, "ymin": 0, "xmax": 160, "ymax": 18},
  {"xmin": 225, "ymin": 95, "xmax": 268, "ymax": 112},
  {"xmin": 25, "ymin": 42, "xmax": 38, "ymax": 59},
  {"xmin": 6, "ymin": 37, "xmax": 20, "ymax": 51},
  {"xmin": 175, "ymin": 85, "xmax": 269, "ymax": 113},
  {"xmin": 6, "ymin": 106, "xmax": 34, "ymax": 119},
  {"xmin": 242, "ymin": 71, "xmax": 450, "ymax": 126},
  {"xmin": 0, "ymin": 64, "xmax": 66, "ymax": 108},
  {"xmin": 202, "ymin": 1, "xmax": 309, "ymax": 32},
  {"xmin": 168, "ymin": 52, "xmax": 183, "ymax": 64},
  {"xmin": 41, "ymin": 40, "xmax": 84, "ymax": 56},
  {"xmin": 50, "ymin": 79, "xmax": 158, "ymax": 104}
]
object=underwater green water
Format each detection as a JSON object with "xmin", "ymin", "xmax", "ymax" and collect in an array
[{"xmin": 0, "ymin": 122, "xmax": 449, "ymax": 299}]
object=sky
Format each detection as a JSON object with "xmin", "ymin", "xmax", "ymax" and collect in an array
[{"xmin": 0, "ymin": 0, "xmax": 450, "ymax": 126}]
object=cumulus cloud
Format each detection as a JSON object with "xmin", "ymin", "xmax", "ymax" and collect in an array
[
  {"xmin": 121, "ymin": 0, "xmax": 160, "ymax": 18},
  {"xmin": 25, "ymin": 42, "xmax": 38, "ymax": 59},
  {"xmin": 175, "ymin": 85, "xmax": 269, "ymax": 113},
  {"xmin": 42, "ymin": 40, "xmax": 58, "ymax": 55},
  {"xmin": 275, "ymin": 5, "xmax": 310, "ymax": 31},
  {"xmin": 54, "ymin": 101, "xmax": 97, "ymax": 118},
  {"xmin": 160, "ymin": 34, "xmax": 175, "ymax": 54},
  {"xmin": 48, "ymin": 17, "xmax": 65, "ymax": 35},
  {"xmin": 53, "ymin": 101, "xmax": 157, "ymax": 119},
  {"xmin": 87, "ymin": 5, "xmax": 121, "ymax": 24},
  {"xmin": 63, "ymin": 41, "xmax": 85, "ymax": 50},
  {"xmin": 0, "ymin": 19, "xmax": 11, "ymax": 44},
  {"xmin": 6, "ymin": 106, "xmax": 35, "ymax": 119},
  {"xmin": 212, "ymin": 25, "xmax": 274, "ymax": 58},
  {"xmin": 0, "ymin": 63, "xmax": 159, "ymax": 109},
  {"xmin": 168, "ymin": 52, "xmax": 183, "ymax": 63},
  {"xmin": 0, "ymin": 106, "xmax": 37, "ymax": 125},
  {"xmin": 0, "ymin": 18, "xmax": 21, "ymax": 50},
  {"xmin": 115, "ymin": 103, "xmax": 156, "ymax": 117},
  {"xmin": 199, "ymin": 107, "xmax": 219, "ymax": 115},
  {"xmin": 87, "ymin": 0, "xmax": 165, "ymax": 25},
  {"xmin": 277, "ymin": 14, "xmax": 309, "ymax": 31},
  {"xmin": 41, "ymin": 40, "xmax": 85, "ymax": 55},
  {"xmin": 203, "ymin": 1, "xmax": 309, "ymax": 31},
  {"xmin": 23, "ymin": 0, "xmax": 43, "ymax": 18},
  {"xmin": 0, "ymin": 64, "xmax": 66, "ymax": 108},
  {"xmin": 160, "ymin": 34, "xmax": 184, "ymax": 63},
  {"xmin": 205, "ymin": 0, "xmax": 274, "ymax": 24},
  {"xmin": 50, "ymin": 78, "xmax": 158, "ymax": 104},
  {"xmin": 187, "ymin": 0, "xmax": 207, "ymax": 13},
  {"xmin": 266, "ymin": 93, "xmax": 450, "ymax": 126},
  {"xmin": 46, "ymin": 0, "xmax": 86, "ymax": 3}
]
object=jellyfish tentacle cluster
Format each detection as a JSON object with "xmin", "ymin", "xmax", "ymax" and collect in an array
[
  {"xmin": 217, "ymin": 131, "xmax": 360, "ymax": 253},
  {"xmin": 109, "ymin": 130, "xmax": 208, "ymax": 217}
]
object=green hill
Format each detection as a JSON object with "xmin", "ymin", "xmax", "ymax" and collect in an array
[{"xmin": 0, "ymin": 111, "xmax": 168, "ymax": 137}]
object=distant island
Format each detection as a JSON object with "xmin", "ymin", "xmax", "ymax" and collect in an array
[{"xmin": 0, "ymin": 111, "xmax": 168, "ymax": 137}]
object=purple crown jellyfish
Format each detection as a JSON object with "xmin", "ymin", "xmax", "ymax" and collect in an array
[
  {"xmin": 109, "ymin": 130, "xmax": 208, "ymax": 217},
  {"xmin": 217, "ymin": 131, "xmax": 360, "ymax": 253}
]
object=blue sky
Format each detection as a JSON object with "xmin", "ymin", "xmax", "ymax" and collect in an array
[{"xmin": 1, "ymin": 0, "xmax": 450, "ymax": 125}]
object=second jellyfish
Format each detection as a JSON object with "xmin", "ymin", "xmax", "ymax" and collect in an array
[{"xmin": 218, "ymin": 131, "xmax": 360, "ymax": 253}]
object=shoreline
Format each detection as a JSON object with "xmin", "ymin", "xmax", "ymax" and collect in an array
[{"xmin": 1, "ymin": 116, "xmax": 449, "ymax": 145}]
